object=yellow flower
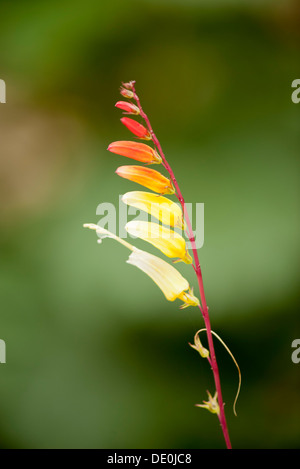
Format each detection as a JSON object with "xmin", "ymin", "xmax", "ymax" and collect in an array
[
  {"xmin": 125, "ymin": 221, "xmax": 192, "ymax": 264},
  {"xmin": 122, "ymin": 191, "xmax": 185, "ymax": 229},
  {"xmin": 126, "ymin": 249, "xmax": 199, "ymax": 308},
  {"xmin": 83, "ymin": 223, "xmax": 199, "ymax": 309}
]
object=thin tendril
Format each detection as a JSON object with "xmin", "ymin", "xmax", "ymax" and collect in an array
[{"xmin": 196, "ymin": 328, "xmax": 241, "ymax": 417}]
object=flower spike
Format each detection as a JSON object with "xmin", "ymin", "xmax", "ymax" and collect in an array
[
  {"xmin": 83, "ymin": 81, "xmax": 234, "ymax": 448},
  {"xmin": 121, "ymin": 117, "xmax": 151, "ymax": 140},
  {"xmin": 116, "ymin": 165, "xmax": 174, "ymax": 194},
  {"xmin": 108, "ymin": 141, "xmax": 161, "ymax": 164}
]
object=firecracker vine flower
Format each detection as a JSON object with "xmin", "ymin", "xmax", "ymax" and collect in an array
[
  {"xmin": 83, "ymin": 223, "xmax": 198, "ymax": 308},
  {"xmin": 84, "ymin": 80, "xmax": 240, "ymax": 449},
  {"xmin": 108, "ymin": 141, "xmax": 161, "ymax": 164},
  {"xmin": 122, "ymin": 191, "xmax": 185, "ymax": 229},
  {"xmin": 115, "ymin": 101, "xmax": 140, "ymax": 115},
  {"xmin": 125, "ymin": 221, "xmax": 192, "ymax": 264},
  {"xmin": 116, "ymin": 165, "xmax": 175, "ymax": 195},
  {"xmin": 121, "ymin": 117, "xmax": 151, "ymax": 139}
]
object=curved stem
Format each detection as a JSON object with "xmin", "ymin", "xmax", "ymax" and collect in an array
[{"xmin": 132, "ymin": 84, "xmax": 232, "ymax": 449}]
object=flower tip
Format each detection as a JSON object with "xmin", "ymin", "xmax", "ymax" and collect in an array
[
  {"xmin": 115, "ymin": 167, "xmax": 123, "ymax": 177},
  {"xmin": 83, "ymin": 223, "xmax": 101, "ymax": 232}
]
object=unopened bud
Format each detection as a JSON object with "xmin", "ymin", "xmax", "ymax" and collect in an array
[
  {"xmin": 122, "ymin": 81, "xmax": 135, "ymax": 90},
  {"xmin": 120, "ymin": 87, "xmax": 134, "ymax": 99},
  {"xmin": 115, "ymin": 101, "xmax": 140, "ymax": 115},
  {"xmin": 121, "ymin": 117, "xmax": 151, "ymax": 140}
]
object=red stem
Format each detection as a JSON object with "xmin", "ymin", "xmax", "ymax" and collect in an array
[{"xmin": 132, "ymin": 84, "xmax": 232, "ymax": 449}]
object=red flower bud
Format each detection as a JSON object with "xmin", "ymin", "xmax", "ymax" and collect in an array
[
  {"xmin": 121, "ymin": 117, "xmax": 151, "ymax": 140},
  {"xmin": 115, "ymin": 101, "xmax": 140, "ymax": 115}
]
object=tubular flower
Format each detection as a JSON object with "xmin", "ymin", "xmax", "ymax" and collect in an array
[
  {"xmin": 122, "ymin": 191, "xmax": 185, "ymax": 229},
  {"xmin": 121, "ymin": 117, "xmax": 151, "ymax": 139},
  {"xmin": 83, "ymin": 223, "xmax": 199, "ymax": 309},
  {"xmin": 125, "ymin": 221, "xmax": 192, "ymax": 264},
  {"xmin": 108, "ymin": 141, "xmax": 161, "ymax": 164},
  {"xmin": 115, "ymin": 101, "xmax": 140, "ymax": 115},
  {"xmin": 116, "ymin": 165, "xmax": 175, "ymax": 194},
  {"xmin": 127, "ymin": 250, "xmax": 199, "ymax": 308}
]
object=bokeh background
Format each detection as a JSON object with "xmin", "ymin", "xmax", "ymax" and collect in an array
[{"xmin": 0, "ymin": 0, "xmax": 299, "ymax": 449}]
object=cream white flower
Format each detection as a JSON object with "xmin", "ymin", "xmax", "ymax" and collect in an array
[
  {"xmin": 84, "ymin": 223, "xmax": 199, "ymax": 309},
  {"xmin": 127, "ymin": 249, "xmax": 198, "ymax": 307}
]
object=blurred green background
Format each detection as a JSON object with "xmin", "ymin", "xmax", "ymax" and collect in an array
[{"xmin": 0, "ymin": 0, "xmax": 299, "ymax": 449}]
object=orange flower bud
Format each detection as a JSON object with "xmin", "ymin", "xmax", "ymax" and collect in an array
[
  {"xmin": 115, "ymin": 101, "xmax": 140, "ymax": 115},
  {"xmin": 116, "ymin": 165, "xmax": 174, "ymax": 194},
  {"xmin": 121, "ymin": 117, "xmax": 151, "ymax": 140},
  {"xmin": 107, "ymin": 141, "xmax": 162, "ymax": 164}
]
